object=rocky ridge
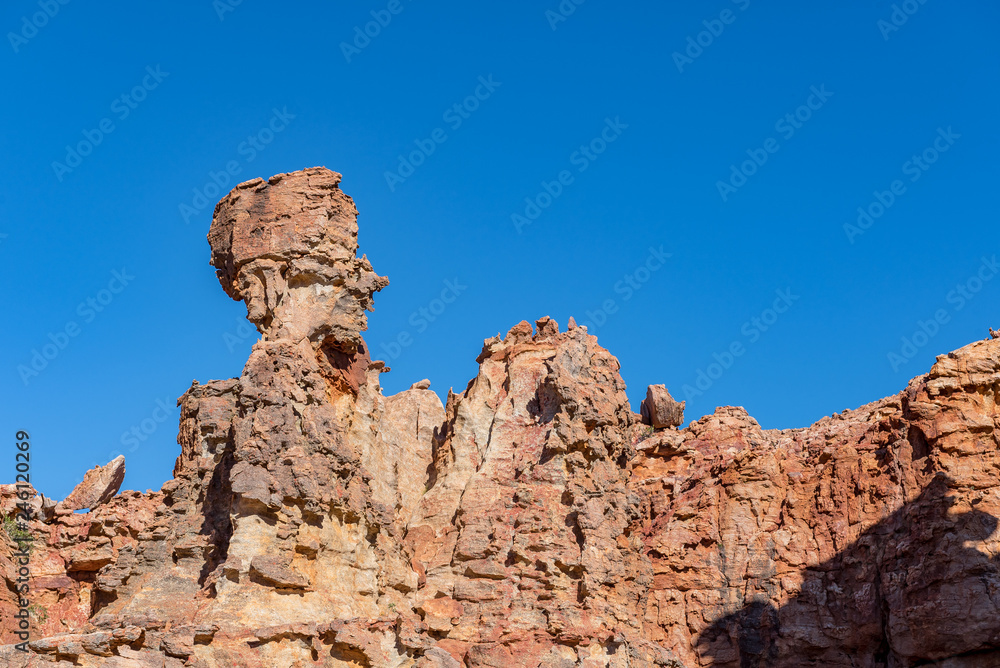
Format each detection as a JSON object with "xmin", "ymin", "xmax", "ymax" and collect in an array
[{"xmin": 1, "ymin": 167, "xmax": 997, "ymax": 667}]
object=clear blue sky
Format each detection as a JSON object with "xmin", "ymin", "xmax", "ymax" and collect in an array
[{"xmin": 2, "ymin": 1, "xmax": 997, "ymax": 500}]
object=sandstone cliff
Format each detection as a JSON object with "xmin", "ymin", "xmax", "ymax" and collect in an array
[{"xmin": 2, "ymin": 167, "xmax": 997, "ymax": 667}]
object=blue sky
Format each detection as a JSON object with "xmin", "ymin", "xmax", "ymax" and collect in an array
[{"xmin": 1, "ymin": 1, "xmax": 997, "ymax": 500}]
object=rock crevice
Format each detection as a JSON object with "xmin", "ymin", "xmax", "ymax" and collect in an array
[{"xmin": 2, "ymin": 168, "xmax": 998, "ymax": 667}]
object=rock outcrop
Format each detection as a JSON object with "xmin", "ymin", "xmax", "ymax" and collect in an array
[
  {"xmin": 640, "ymin": 385, "xmax": 685, "ymax": 430},
  {"xmin": 1, "ymin": 167, "xmax": 997, "ymax": 667},
  {"xmin": 207, "ymin": 168, "xmax": 388, "ymax": 346},
  {"xmin": 56, "ymin": 456, "xmax": 126, "ymax": 513}
]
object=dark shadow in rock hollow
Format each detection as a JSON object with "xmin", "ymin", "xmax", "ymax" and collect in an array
[{"xmin": 695, "ymin": 474, "xmax": 1000, "ymax": 667}]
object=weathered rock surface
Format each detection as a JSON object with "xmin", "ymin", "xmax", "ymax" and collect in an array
[
  {"xmin": 631, "ymin": 339, "xmax": 1000, "ymax": 667},
  {"xmin": 640, "ymin": 385, "xmax": 685, "ymax": 429},
  {"xmin": 56, "ymin": 455, "xmax": 126, "ymax": 513},
  {"xmin": 2, "ymin": 167, "xmax": 997, "ymax": 667},
  {"xmin": 207, "ymin": 167, "xmax": 388, "ymax": 346}
]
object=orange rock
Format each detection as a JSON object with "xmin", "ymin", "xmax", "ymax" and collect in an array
[{"xmin": 3, "ymin": 169, "xmax": 998, "ymax": 666}]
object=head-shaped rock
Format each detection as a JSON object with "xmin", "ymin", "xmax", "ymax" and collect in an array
[{"xmin": 208, "ymin": 167, "xmax": 388, "ymax": 348}]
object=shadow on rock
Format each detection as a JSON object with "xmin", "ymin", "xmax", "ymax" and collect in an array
[{"xmin": 695, "ymin": 474, "xmax": 1000, "ymax": 667}]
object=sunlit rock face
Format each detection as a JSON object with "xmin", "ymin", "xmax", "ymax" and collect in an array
[
  {"xmin": 634, "ymin": 339, "xmax": 1000, "ymax": 668},
  {"xmin": 2, "ymin": 168, "xmax": 998, "ymax": 667},
  {"xmin": 208, "ymin": 166, "xmax": 388, "ymax": 347}
]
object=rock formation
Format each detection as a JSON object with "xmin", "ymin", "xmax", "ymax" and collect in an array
[
  {"xmin": 1, "ymin": 167, "xmax": 997, "ymax": 667},
  {"xmin": 56, "ymin": 456, "xmax": 126, "ymax": 513},
  {"xmin": 640, "ymin": 385, "xmax": 685, "ymax": 430}
]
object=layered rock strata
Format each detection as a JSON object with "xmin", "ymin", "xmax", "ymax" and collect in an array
[{"xmin": 1, "ymin": 167, "xmax": 997, "ymax": 667}]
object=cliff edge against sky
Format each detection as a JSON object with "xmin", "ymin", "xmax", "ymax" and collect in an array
[{"xmin": 2, "ymin": 168, "xmax": 998, "ymax": 667}]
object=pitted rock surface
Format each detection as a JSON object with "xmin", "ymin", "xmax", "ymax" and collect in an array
[
  {"xmin": 640, "ymin": 384, "xmax": 685, "ymax": 429},
  {"xmin": 2, "ymin": 167, "xmax": 998, "ymax": 667},
  {"xmin": 208, "ymin": 166, "xmax": 388, "ymax": 345}
]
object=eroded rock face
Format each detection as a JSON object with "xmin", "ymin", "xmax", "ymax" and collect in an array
[
  {"xmin": 640, "ymin": 385, "xmax": 684, "ymax": 429},
  {"xmin": 208, "ymin": 167, "xmax": 388, "ymax": 346},
  {"xmin": 633, "ymin": 340, "xmax": 1000, "ymax": 667},
  {"xmin": 56, "ymin": 456, "xmax": 126, "ymax": 513},
  {"xmin": 1, "ymin": 167, "xmax": 998, "ymax": 667},
  {"xmin": 402, "ymin": 315, "xmax": 649, "ymax": 664}
]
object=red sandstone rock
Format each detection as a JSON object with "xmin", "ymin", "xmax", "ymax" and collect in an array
[
  {"xmin": 2, "ymin": 168, "xmax": 998, "ymax": 667},
  {"xmin": 207, "ymin": 167, "xmax": 388, "ymax": 346},
  {"xmin": 249, "ymin": 555, "xmax": 311, "ymax": 590},
  {"xmin": 56, "ymin": 455, "xmax": 125, "ymax": 512},
  {"xmin": 640, "ymin": 384, "xmax": 685, "ymax": 429}
]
